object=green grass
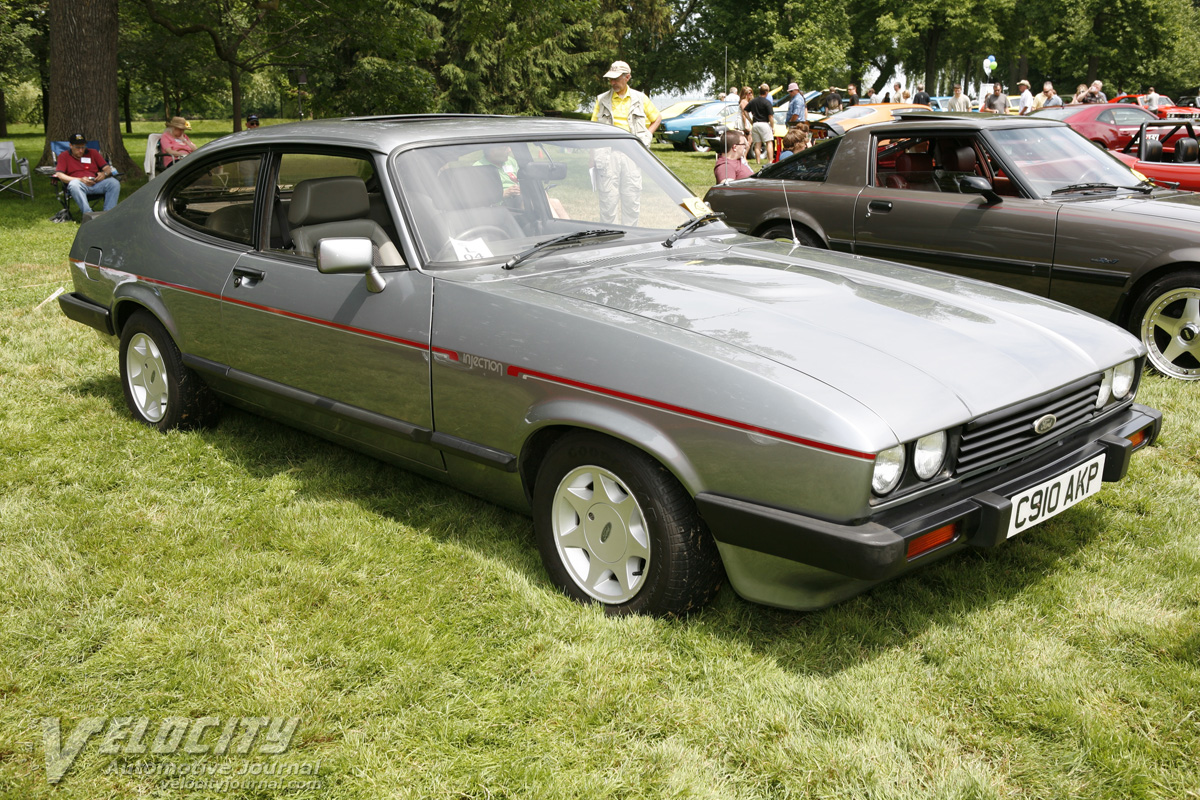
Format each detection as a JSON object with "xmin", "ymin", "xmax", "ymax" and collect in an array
[{"xmin": 1, "ymin": 130, "xmax": 1199, "ymax": 799}]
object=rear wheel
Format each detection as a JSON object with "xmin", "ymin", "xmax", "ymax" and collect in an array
[
  {"xmin": 119, "ymin": 311, "xmax": 221, "ymax": 430},
  {"xmin": 758, "ymin": 223, "xmax": 824, "ymax": 248},
  {"xmin": 532, "ymin": 432, "xmax": 723, "ymax": 616},
  {"xmin": 689, "ymin": 137, "xmax": 712, "ymax": 154},
  {"xmin": 1131, "ymin": 271, "xmax": 1200, "ymax": 380}
]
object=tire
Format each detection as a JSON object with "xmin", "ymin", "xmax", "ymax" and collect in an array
[
  {"xmin": 532, "ymin": 432, "xmax": 724, "ymax": 617},
  {"xmin": 758, "ymin": 223, "xmax": 824, "ymax": 248},
  {"xmin": 689, "ymin": 137, "xmax": 711, "ymax": 154},
  {"xmin": 1130, "ymin": 271, "xmax": 1200, "ymax": 380},
  {"xmin": 119, "ymin": 311, "xmax": 221, "ymax": 430}
]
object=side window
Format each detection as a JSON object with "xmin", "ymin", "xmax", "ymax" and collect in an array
[
  {"xmin": 1097, "ymin": 110, "xmax": 1116, "ymax": 124},
  {"xmin": 166, "ymin": 156, "xmax": 262, "ymax": 244},
  {"xmin": 1113, "ymin": 108, "xmax": 1150, "ymax": 125},
  {"xmin": 759, "ymin": 137, "xmax": 840, "ymax": 182},
  {"xmin": 874, "ymin": 136, "xmax": 983, "ymax": 192},
  {"xmin": 269, "ymin": 152, "xmax": 404, "ymax": 267}
]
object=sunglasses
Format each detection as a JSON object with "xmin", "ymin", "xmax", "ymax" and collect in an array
[{"xmin": 247, "ymin": 121, "xmax": 260, "ymax": 127}]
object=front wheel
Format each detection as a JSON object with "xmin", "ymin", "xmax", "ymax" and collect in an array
[
  {"xmin": 1131, "ymin": 271, "xmax": 1200, "ymax": 380},
  {"xmin": 532, "ymin": 433, "xmax": 724, "ymax": 616},
  {"xmin": 758, "ymin": 223, "xmax": 824, "ymax": 248},
  {"xmin": 119, "ymin": 311, "xmax": 221, "ymax": 430}
]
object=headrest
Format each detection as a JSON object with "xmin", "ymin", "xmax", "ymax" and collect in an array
[
  {"xmin": 896, "ymin": 152, "xmax": 934, "ymax": 173},
  {"xmin": 944, "ymin": 146, "xmax": 976, "ymax": 172},
  {"xmin": 1143, "ymin": 138, "xmax": 1163, "ymax": 162},
  {"xmin": 438, "ymin": 166, "xmax": 504, "ymax": 209},
  {"xmin": 288, "ymin": 176, "xmax": 370, "ymax": 226},
  {"xmin": 1174, "ymin": 137, "xmax": 1198, "ymax": 163}
]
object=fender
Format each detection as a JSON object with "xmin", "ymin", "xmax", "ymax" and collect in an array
[
  {"xmin": 748, "ymin": 203, "xmax": 829, "ymax": 245},
  {"xmin": 522, "ymin": 398, "xmax": 705, "ymax": 497}
]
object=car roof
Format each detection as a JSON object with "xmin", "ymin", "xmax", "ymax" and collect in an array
[
  {"xmin": 878, "ymin": 111, "xmax": 1067, "ymax": 132},
  {"xmin": 200, "ymin": 114, "xmax": 632, "ymax": 155}
]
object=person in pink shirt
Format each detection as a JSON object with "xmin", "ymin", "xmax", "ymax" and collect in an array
[
  {"xmin": 714, "ymin": 130, "xmax": 753, "ymax": 183},
  {"xmin": 160, "ymin": 116, "xmax": 196, "ymax": 167}
]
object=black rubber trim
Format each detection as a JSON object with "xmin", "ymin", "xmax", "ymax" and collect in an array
[
  {"xmin": 58, "ymin": 292, "xmax": 113, "ymax": 336},
  {"xmin": 696, "ymin": 493, "xmax": 905, "ymax": 581},
  {"xmin": 181, "ymin": 354, "xmax": 517, "ymax": 470},
  {"xmin": 1049, "ymin": 264, "xmax": 1130, "ymax": 286},
  {"xmin": 853, "ymin": 243, "xmax": 1052, "ymax": 279}
]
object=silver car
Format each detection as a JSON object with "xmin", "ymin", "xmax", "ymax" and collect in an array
[{"xmin": 59, "ymin": 115, "xmax": 1161, "ymax": 615}]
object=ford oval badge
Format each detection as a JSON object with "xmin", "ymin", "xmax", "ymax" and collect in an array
[
  {"xmin": 1033, "ymin": 413, "xmax": 1057, "ymax": 435},
  {"xmin": 600, "ymin": 522, "xmax": 613, "ymax": 543}
]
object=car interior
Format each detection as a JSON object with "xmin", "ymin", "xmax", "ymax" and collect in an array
[{"xmin": 874, "ymin": 135, "xmax": 1020, "ymax": 196}]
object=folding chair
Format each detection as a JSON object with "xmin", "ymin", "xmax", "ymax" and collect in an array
[
  {"xmin": 0, "ymin": 141, "xmax": 34, "ymax": 200},
  {"xmin": 38, "ymin": 140, "xmax": 119, "ymax": 222}
]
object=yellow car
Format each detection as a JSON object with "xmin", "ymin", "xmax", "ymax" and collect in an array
[{"xmin": 810, "ymin": 103, "xmax": 931, "ymax": 140}]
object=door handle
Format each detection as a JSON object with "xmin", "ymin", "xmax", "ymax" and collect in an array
[
  {"xmin": 232, "ymin": 266, "xmax": 265, "ymax": 288},
  {"xmin": 868, "ymin": 200, "xmax": 893, "ymax": 213}
]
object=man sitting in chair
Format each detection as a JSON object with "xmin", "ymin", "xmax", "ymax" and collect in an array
[{"xmin": 53, "ymin": 133, "xmax": 120, "ymax": 211}]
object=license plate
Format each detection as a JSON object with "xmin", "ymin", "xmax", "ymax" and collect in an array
[{"xmin": 1007, "ymin": 454, "xmax": 1105, "ymax": 538}]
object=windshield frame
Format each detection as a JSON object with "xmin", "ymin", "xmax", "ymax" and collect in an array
[{"xmin": 389, "ymin": 134, "xmax": 709, "ymax": 269}]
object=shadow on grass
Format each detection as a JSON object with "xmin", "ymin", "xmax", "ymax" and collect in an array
[{"xmin": 66, "ymin": 372, "xmax": 1104, "ymax": 675}]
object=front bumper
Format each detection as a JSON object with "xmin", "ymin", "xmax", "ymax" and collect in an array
[{"xmin": 697, "ymin": 403, "xmax": 1161, "ymax": 610}]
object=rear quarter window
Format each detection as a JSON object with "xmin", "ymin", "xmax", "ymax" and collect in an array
[{"xmin": 758, "ymin": 137, "xmax": 841, "ymax": 182}]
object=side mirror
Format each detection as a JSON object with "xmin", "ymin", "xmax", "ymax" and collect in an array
[
  {"xmin": 316, "ymin": 237, "xmax": 386, "ymax": 293},
  {"xmin": 959, "ymin": 175, "xmax": 1002, "ymax": 205}
]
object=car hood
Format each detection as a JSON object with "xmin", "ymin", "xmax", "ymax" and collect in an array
[
  {"xmin": 1086, "ymin": 189, "xmax": 1200, "ymax": 222},
  {"xmin": 516, "ymin": 238, "xmax": 1142, "ymax": 431}
]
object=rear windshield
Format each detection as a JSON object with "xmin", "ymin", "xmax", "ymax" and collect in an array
[{"xmin": 757, "ymin": 137, "xmax": 841, "ymax": 182}]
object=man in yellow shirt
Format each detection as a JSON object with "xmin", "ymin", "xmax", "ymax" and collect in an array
[{"xmin": 590, "ymin": 60, "xmax": 661, "ymax": 225}]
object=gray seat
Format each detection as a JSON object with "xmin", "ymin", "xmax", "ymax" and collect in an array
[
  {"xmin": 205, "ymin": 202, "xmax": 255, "ymax": 242},
  {"xmin": 436, "ymin": 166, "xmax": 524, "ymax": 239},
  {"xmin": 288, "ymin": 176, "xmax": 402, "ymax": 266}
]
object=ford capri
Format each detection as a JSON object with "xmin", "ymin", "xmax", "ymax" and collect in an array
[{"xmin": 59, "ymin": 115, "xmax": 1160, "ymax": 615}]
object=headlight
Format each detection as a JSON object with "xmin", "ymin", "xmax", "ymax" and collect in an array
[
  {"xmin": 913, "ymin": 431, "xmax": 948, "ymax": 480},
  {"xmin": 1112, "ymin": 360, "xmax": 1136, "ymax": 399},
  {"xmin": 1095, "ymin": 368, "xmax": 1113, "ymax": 408},
  {"xmin": 872, "ymin": 444, "xmax": 905, "ymax": 495}
]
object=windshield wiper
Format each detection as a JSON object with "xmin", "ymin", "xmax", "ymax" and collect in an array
[
  {"xmin": 662, "ymin": 212, "xmax": 725, "ymax": 248},
  {"xmin": 502, "ymin": 229, "xmax": 625, "ymax": 270},
  {"xmin": 1050, "ymin": 182, "xmax": 1120, "ymax": 195}
]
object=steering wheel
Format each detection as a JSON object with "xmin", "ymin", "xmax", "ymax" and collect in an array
[{"xmin": 457, "ymin": 224, "xmax": 510, "ymax": 241}]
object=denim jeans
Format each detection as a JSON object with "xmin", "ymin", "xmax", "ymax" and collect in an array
[{"xmin": 66, "ymin": 176, "xmax": 120, "ymax": 212}]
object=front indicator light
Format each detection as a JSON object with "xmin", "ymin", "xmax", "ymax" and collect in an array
[
  {"xmin": 872, "ymin": 445, "xmax": 905, "ymax": 495},
  {"xmin": 907, "ymin": 523, "xmax": 958, "ymax": 559},
  {"xmin": 913, "ymin": 431, "xmax": 948, "ymax": 479},
  {"xmin": 1127, "ymin": 427, "xmax": 1149, "ymax": 449}
]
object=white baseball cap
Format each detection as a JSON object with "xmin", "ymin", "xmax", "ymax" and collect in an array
[{"xmin": 603, "ymin": 61, "xmax": 631, "ymax": 79}]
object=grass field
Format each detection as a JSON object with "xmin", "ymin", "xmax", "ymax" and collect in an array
[{"xmin": 0, "ymin": 124, "xmax": 1198, "ymax": 799}]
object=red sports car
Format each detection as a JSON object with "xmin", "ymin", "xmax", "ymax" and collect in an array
[
  {"xmin": 1111, "ymin": 93, "xmax": 1200, "ymax": 121},
  {"xmin": 1031, "ymin": 103, "xmax": 1169, "ymax": 150},
  {"xmin": 1110, "ymin": 119, "xmax": 1200, "ymax": 190}
]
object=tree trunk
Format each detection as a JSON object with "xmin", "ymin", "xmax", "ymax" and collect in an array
[
  {"xmin": 43, "ymin": 0, "xmax": 141, "ymax": 175},
  {"xmin": 230, "ymin": 63, "xmax": 242, "ymax": 132},
  {"xmin": 922, "ymin": 29, "xmax": 941, "ymax": 94},
  {"xmin": 122, "ymin": 73, "xmax": 132, "ymax": 133}
]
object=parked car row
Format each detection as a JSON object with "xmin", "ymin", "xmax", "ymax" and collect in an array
[{"xmin": 57, "ymin": 112, "xmax": 1163, "ymax": 619}]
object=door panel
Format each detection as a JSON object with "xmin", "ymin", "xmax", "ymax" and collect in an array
[{"xmin": 220, "ymin": 253, "xmax": 443, "ymax": 468}]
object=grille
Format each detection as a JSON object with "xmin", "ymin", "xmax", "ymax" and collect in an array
[{"xmin": 954, "ymin": 375, "xmax": 1102, "ymax": 475}]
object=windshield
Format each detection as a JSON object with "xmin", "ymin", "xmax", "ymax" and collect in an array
[
  {"xmin": 395, "ymin": 137, "xmax": 702, "ymax": 266},
  {"xmin": 988, "ymin": 126, "xmax": 1147, "ymax": 196}
]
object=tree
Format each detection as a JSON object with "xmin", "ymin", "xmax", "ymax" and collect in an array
[
  {"xmin": 42, "ymin": 0, "xmax": 137, "ymax": 174},
  {"xmin": 0, "ymin": 1, "xmax": 38, "ymax": 134},
  {"xmin": 141, "ymin": 0, "xmax": 312, "ymax": 131}
]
